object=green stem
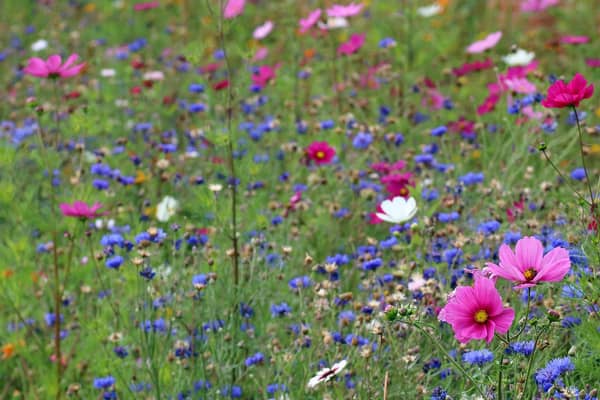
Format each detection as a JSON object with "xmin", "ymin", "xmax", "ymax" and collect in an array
[
  {"xmin": 520, "ymin": 325, "xmax": 549, "ymax": 399},
  {"xmin": 413, "ymin": 323, "xmax": 488, "ymax": 398},
  {"xmin": 572, "ymin": 107, "xmax": 597, "ymax": 217},
  {"xmin": 541, "ymin": 149, "xmax": 590, "ymax": 207}
]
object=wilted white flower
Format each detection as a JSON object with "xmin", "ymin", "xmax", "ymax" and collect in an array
[
  {"xmin": 376, "ymin": 196, "xmax": 417, "ymax": 224},
  {"xmin": 417, "ymin": 3, "xmax": 442, "ymax": 17},
  {"xmin": 307, "ymin": 360, "xmax": 348, "ymax": 388},
  {"xmin": 143, "ymin": 70, "xmax": 165, "ymax": 81},
  {"xmin": 31, "ymin": 39, "xmax": 48, "ymax": 52},
  {"xmin": 208, "ymin": 183, "xmax": 223, "ymax": 192},
  {"xmin": 101, "ymin": 68, "xmax": 116, "ymax": 77},
  {"xmin": 156, "ymin": 196, "xmax": 179, "ymax": 222},
  {"xmin": 502, "ymin": 48, "xmax": 535, "ymax": 66}
]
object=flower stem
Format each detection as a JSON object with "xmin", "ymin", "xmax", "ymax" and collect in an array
[
  {"xmin": 519, "ymin": 325, "xmax": 548, "ymax": 399},
  {"xmin": 572, "ymin": 107, "xmax": 597, "ymax": 219},
  {"xmin": 540, "ymin": 149, "xmax": 590, "ymax": 207},
  {"xmin": 413, "ymin": 323, "xmax": 488, "ymax": 398}
]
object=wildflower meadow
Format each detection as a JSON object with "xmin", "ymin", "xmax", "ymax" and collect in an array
[{"xmin": 1, "ymin": 0, "xmax": 600, "ymax": 399}]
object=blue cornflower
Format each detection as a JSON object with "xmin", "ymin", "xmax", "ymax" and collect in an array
[
  {"xmin": 319, "ymin": 119, "xmax": 334, "ymax": 130},
  {"xmin": 139, "ymin": 267, "xmax": 155, "ymax": 280},
  {"xmin": 338, "ymin": 310, "xmax": 356, "ymax": 325},
  {"xmin": 535, "ymin": 357, "xmax": 574, "ymax": 392},
  {"xmin": 477, "ymin": 220, "xmax": 501, "ymax": 235},
  {"xmin": 561, "ymin": 316, "xmax": 581, "ymax": 328},
  {"xmin": 379, "ymin": 37, "xmax": 396, "ymax": 48},
  {"xmin": 270, "ymin": 302, "xmax": 291, "ymax": 317},
  {"xmin": 93, "ymin": 376, "xmax": 116, "ymax": 389},
  {"xmin": 105, "ymin": 255, "xmax": 124, "ymax": 269},
  {"xmin": 288, "ymin": 276, "xmax": 311, "ymax": 290},
  {"xmin": 505, "ymin": 341, "xmax": 534, "ymax": 356},
  {"xmin": 244, "ymin": 352, "xmax": 264, "ymax": 367},
  {"xmin": 189, "ymin": 83, "xmax": 205, "ymax": 93},
  {"xmin": 100, "ymin": 234, "xmax": 125, "ymax": 248},
  {"xmin": 352, "ymin": 132, "xmax": 373, "ymax": 149},
  {"xmin": 430, "ymin": 387, "xmax": 448, "ymax": 400},
  {"xmin": 431, "ymin": 125, "xmax": 447, "ymax": 137},
  {"xmin": 462, "ymin": 349, "xmax": 494, "ymax": 366},
  {"xmin": 362, "ymin": 258, "xmax": 383, "ymax": 271},
  {"xmin": 221, "ymin": 385, "xmax": 242, "ymax": 398},
  {"xmin": 113, "ymin": 346, "xmax": 128, "ymax": 358},
  {"xmin": 423, "ymin": 357, "xmax": 441, "ymax": 373},
  {"xmin": 459, "ymin": 172, "xmax": 484, "ymax": 186},
  {"xmin": 192, "ymin": 274, "xmax": 208, "ymax": 288},
  {"xmin": 93, "ymin": 179, "xmax": 110, "ymax": 190},
  {"xmin": 570, "ymin": 168, "xmax": 586, "ymax": 181}
]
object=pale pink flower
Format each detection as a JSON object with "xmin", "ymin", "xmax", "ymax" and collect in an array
[
  {"xmin": 503, "ymin": 77, "xmax": 537, "ymax": 94},
  {"xmin": 438, "ymin": 276, "xmax": 514, "ymax": 343},
  {"xmin": 133, "ymin": 1, "xmax": 159, "ymax": 11},
  {"xmin": 466, "ymin": 31, "xmax": 502, "ymax": 53},
  {"xmin": 299, "ymin": 9, "xmax": 321, "ymax": 33},
  {"xmin": 485, "ymin": 237, "xmax": 571, "ymax": 289},
  {"xmin": 520, "ymin": 0, "xmax": 559, "ymax": 12},
  {"xmin": 252, "ymin": 47, "xmax": 269, "ymax": 62},
  {"xmin": 24, "ymin": 54, "xmax": 86, "ymax": 78},
  {"xmin": 253, "ymin": 21, "xmax": 274, "ymax": 40},
  {"xmin": 327, "ymin": 2, "xmax": 364, "ymax": 18},
  {"xmin": 224, "ymin": 0, "xmax": 245, "ymax": 19}
]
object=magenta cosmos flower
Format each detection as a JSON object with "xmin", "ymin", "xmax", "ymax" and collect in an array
[
  {"xmin": 337, "ymin": 33, "xmax": 366, "ymax": 56},
  {"xmin": 439, "ymin": 276, "xmax": 514, "ymax": 343},
  {"xmin": 485, "ymin": 236, "xmax": 571, "ymax": 289},
  {"xmin": 306, "ymin": 141, "xmax": 336, "ymax": 165},
  {"xmin": 24, "ymin": 54, "xmax": 86, "ymax": 79},
  {"xmin": 60, "ymin": 201, "xmax": 107, "ymax": 219},
  {"xmin": 541, "ymin": 73, "xmax": 594, "ymax": 108}
]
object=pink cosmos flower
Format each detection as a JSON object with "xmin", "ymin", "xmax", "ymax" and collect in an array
[
  {"xmin": 253, "ymin": 21, "xmax": 274, "ymax": 40},
  {"xmin": 299, "ymin": 9, "xmax": 322, "ymax": 34},
  {"xmin": 24, "ymin": 54, "xmax": 86, "ymax": 79},
  {"xmin": 503, "ymin": 77, "xmax": 537, "ymax": 94},
  {"xmin": 133, "ymin": 1, "xmax": 159, "ymax": 11},
  {"xmin": 306, "ymin": 141, "xmax": 336, "ymax": 165},
  {"xmin": 252, "ymin": 47, "xmax": 269, "ymax": 62},
  {"xmin": 520, "ymin": 0, "xmax": 559, "ymax": 12},
  {"xmin": 337, "ymin": 33, "xmax": 365, "ymax": 56},
  {"xmin": 466, "ymin": 31, "xmax": 502, "ymax": 54},
  {"xmin": 327, "ymin": 2, "xmax": 364, "ymax": 18},
  {"xmin": 485, "ymin": 236, "xmax": 571, "ymax": 289},
  {"xmin": 381, "ymin": 172, "xmax": 415, "ymax": 197},
  {"xmin": 438, "ymin": 276, "xmax": 515, "ymax": 343},
  {"xmin": 224, "ymin": 0, "xmax": 245, "ymax": 19},
  {"xmin": 560, "ymin": 35, "xmax": 589, "ymax": 45},
  {"xmin": 541, "ymin": 73, "xmax": 594, "ymax": 108},
  {"xmin": 60, "ymin": 201, "xmax": 107, "ymax": 219},
  {"xmin": 371, "ymin": 160, "xmax": 406, "ymax": 175}
]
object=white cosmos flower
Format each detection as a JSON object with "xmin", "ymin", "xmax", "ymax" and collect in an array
[
  {"xmin": 101, "ymin": 68, "xmax": 116, "ymax": 77},
  {"xmin": 31, "ymin": 39, "xmax": 48, "ymax": 52},
  {"xmin": 417, "ymin": 3, "xmax": 442, "ymax": 17},
  {"xmin": 307, "ymin": 360, "xmax": 348, "ymax": 389},
  {"xmin": 502, "ymin": 48, "xmax": 535, "ymax": 66},
  {"xmin": 317, "ymin": 17, "xmax": 349, "ymax": 30},
  {"xmin": 376, "ymin": 196, "xmax": 417, "ymax": 224},
  {"xmin": 156, "ymin": 196, "xmax": 179, "ymax": 222}
]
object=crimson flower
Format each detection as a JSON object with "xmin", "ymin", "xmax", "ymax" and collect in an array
[
  {"xmin": 541, "ymin": 73, "xmax": 594, "ymax": 108},
  {"xmin": 24, "ymin": 54, "xmax": 86, "ymax": 79},
  {"xmin": 306, "ymin": 141, "xmax": 336, "ymax": 165}
]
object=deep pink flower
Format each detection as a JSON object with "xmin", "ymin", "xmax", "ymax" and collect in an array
[
  {"xmin": 520, "ymin": 0, "xmax": 559, "ymax": 12},
  {"xmin": 133, "ymin": 1, "xmax": 159, "ymax": 11},
  {"xmin": 438, "ymin": 276, "xmax": 515, "ymax": 343},
  {"xmin": 224, "ymin": 0, "xmax": 245, "ymax": 19},
  {"xmin": 371, "ymin": 160, "xmax": 406, "ymax": 175},
  {"xmin": 251, "ymin": 64, "xmax": 279, "ymax": 88},
  {"xmin": 337, "ymin": 33, "xmax": 365, "ymax": 56},
  {"xmin": 485, "ymin": 236, "xmax": 571, "ymax": 289},
  {"xmin": 299, "ymin": 9, "xmax": 322, "ymax": 34},
  {"xmin": 541, "ymin": 73, "xmax": 594, "ymax": 108},
  {"xmin": 560, "ymin": 35, "xmax": 589, "ymax": 45},
  {"xmin": 24, "ymin": 54, "xmax": 86, "ymax": 79},
  {"xmin": 466, "ymin": 31, "xmax": 502, "ymax": 53},
  {"xmin": 381, "ymin": 172, "xmax": 414, "ymax": 197},
  {"xmin": 306, "ymin": 141, "xmax": 336, "ymax": 165},
  {"xmin": 327, "ymin": 2, "xmax": 364, "ymax": 18},
  {"xmin": 477, "ymin": 93, "xmax": 500, "ymax": 115},
  {"xmin": 586, "ymin": 58, "xmax": 600, "ymax": 68},
  {"xmin": 60, "ymin": 201, "xmax": 107, "ymax": 219},
  {"xmin": 452, "ymin": 58, "xmax": 494, "ymax": 77}
]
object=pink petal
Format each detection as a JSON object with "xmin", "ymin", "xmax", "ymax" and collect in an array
[
  {"xmin": 24, "ymin": 57, "xmax": 49, "ymax": 77},
  {"xmin": 60, "ymin": 54, "xmax": 79, "ymax": 70},
  {"xmin": 515, "ymin": 236, "xmax": 543, "ymax": 271},
  {"xmin": 491, "ymin": 308, "xmax": 515, "ymax": 334},
  {"xmin": 224, "ymin": 0, "xmax": 245, "ymax": 19},
  {"xmin": 47, "ymin": 54, "xmax": 62, "ymax": 72},
  {"xmin": 534, "ymin": 247, "xmax": 570, "ymax": 283},
  {"xmin": 473, "ymin": 277, "xmax": 503, "ymax": 315},
  {"xmin": 583, "ymin": 84, "xmax": 594, "ymax": 99},
  {"xmin": 498, "ymin": 243, "xmax": 527, "ymax": 278}
]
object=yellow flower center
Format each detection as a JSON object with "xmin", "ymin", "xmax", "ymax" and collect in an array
[
  {"xmin": 474, "ymin": 310, "xmax": 488, "ymax": 324},
  {"xmin": 316, "ymin": 151, "xmax": 325, "ymax": 159},
  {"xmin": 523, "ymin": 268, "xmax": 537, "ymax": 281}
]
